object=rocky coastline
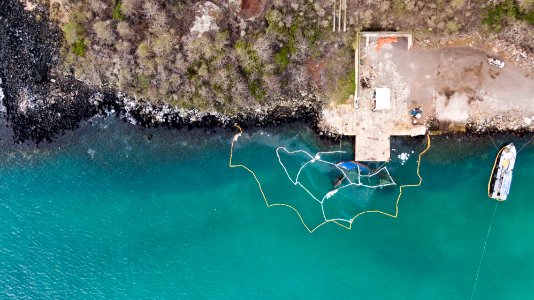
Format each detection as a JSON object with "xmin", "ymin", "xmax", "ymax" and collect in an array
[
  {"xmin": 0, "ymin": 0, "xmax": 321, "ymax": 144},
  {"xmin": 1, "ymin": 0, "xmax": 532, "ymax": 145}
]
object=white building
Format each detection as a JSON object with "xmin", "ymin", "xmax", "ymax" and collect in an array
[{"xmin": 374, "ymin": 87, "xmax": 391, "ymax": 110}]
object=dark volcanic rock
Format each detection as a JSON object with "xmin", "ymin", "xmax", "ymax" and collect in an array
[
  {"xmin": 0, "ymin": 0, "xmax": 96, "ymax": 143},
  {"xmin": 0, "ymin": 0, "xmax": 321, "ymax": 143}
]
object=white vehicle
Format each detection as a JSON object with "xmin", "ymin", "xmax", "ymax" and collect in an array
[{"xmin": 488, "ymin": 57, "xmax": 505, "ymax": 69}]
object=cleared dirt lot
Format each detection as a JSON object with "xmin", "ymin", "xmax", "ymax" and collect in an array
[{"xmin": 389, "ymin": 47, "xmax": 534, "ymax": 124}]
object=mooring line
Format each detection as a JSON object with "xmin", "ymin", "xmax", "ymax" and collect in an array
[
  {"xmin": 517, "ymin": 134, "xmax": 534, "ymax": 153},
  {"xmin": 487, "ymin": 132, "xmax": 499, "ymax": 150},
  {"xmin": 470, "ymin": 201, "xmax": 499, "ymax": 300}
]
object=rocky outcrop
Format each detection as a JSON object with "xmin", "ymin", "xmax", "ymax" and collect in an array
[{"xmin": 467, "ymin": 116, "xmax": 534, "ymax": 133}]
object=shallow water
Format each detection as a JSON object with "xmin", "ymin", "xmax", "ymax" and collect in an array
[{"xmin": 1, "ymin": 117, "xmax": 533, "ymax": 299}]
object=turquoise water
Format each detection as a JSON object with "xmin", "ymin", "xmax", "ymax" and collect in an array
[{"xmin": 1, "ymin": 117, "xmax": 533, "ymax": 299}]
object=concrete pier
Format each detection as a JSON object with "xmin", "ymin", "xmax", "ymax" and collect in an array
[{"xmin": 320, "ymin": 32, "xmax": 426, "ymax": 162}]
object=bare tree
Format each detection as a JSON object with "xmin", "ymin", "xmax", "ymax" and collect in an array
[{"xmin": 121, "ymin": 0, "xmax": 143, "ymax": 18}]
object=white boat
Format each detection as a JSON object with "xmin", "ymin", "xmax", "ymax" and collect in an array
[{"xmin": 488, "ymin": 143, "xmax": 516, "ymax": 201}]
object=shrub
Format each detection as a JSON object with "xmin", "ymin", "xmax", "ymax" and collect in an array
[
  {"xmin": 483, "ymin": 0, "xmax": 534, "ymax": 31},
  {"xmin": 72, "ymin": 38, "xmax": 87, "ymax": 56},
  {"xmin": 274, "ymin": 45, "xmax": 292, "ymax": 73},
  {"xmin": 134, "ymin": 73, "xmax": 150, "ymax": 89},
  {"xmin": 136, "ymin": 41, "xmax": 151, "ymax": 59},
  {"xmin": 120, "ymin": 0, "xmax": 141, "ymax": 17},
  {"xmin": 249, "ymin": 79, "xmax": 266, "ymax": 101},
  {"xmin": 62, "ymin": 21, "xmax": 83, "ymax": 45},
  {"xmin": 235, "ymin": 40, "xmax": 262, "ymax": 75},
  {"xmin": 116, "ymin": 21, "xmax": 132, "ymax": 38},
  {"xmin": 93, "ymin": 21, "xmax": 114, "ymax": 44},
  {"xmin": 112, "ymin": 1, "xmax": 126, "ymax": 21}
]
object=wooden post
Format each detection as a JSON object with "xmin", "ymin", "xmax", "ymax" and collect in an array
[
  {"xmin": 333, "ymin": 0, "xmax": 336, "ymax": 32},
  {"xmin": 343, "ymin": 0, "xmax": 347, "ymax": 32},
  {"xmin": 338, "ymin": 0, "xmax": 342, "ymax": 32}
]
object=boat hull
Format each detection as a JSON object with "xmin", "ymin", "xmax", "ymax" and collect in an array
[{"xmin": 488, "ymin": 143, "xmax": 516, "ymax": 201}]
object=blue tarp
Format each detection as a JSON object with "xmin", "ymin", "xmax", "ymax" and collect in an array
[{"xmin": 337, "ymin": 161, "xmax": 371, "ymax": 174}]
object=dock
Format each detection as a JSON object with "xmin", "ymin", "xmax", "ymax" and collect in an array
[{"xmin": 320, "ymin": 32, "xmax": 426, "ymax": 162}]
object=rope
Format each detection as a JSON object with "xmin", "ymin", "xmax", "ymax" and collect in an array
[
  {"xmin": 470, "ymin": 201, "xmax": 499, "ymax": 300},
  {"xmin": 228, "ymin": 124, "xmax": 431, "ymax": 233},
  {"xmin": 276, "ymin": 147, "xmax": 396, "ymax": 223},
  {"xmin": 338, "ymin": 136, "xmax": 342, "ymax": 162},
  {"xmin": 488, "ymin": 132, "xmax": 499, "ymax": 150},
  {"xmin": 517, "ymin": 134, "xmax": 534, "ymax": 153}
]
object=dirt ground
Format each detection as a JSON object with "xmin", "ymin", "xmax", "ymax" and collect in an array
[
  {"xmin": 239, "ymin": 0, "xmax": 266, "ymax": 19},
  {"xmin": 387, "ymin": 46, "xmax": 534, "ymax": 124}
]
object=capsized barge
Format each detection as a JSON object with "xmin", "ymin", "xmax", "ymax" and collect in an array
[{"xmin": 488, "ymin": 143, "xmax": 516, "ymax": 201}]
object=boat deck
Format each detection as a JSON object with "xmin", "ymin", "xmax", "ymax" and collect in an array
[{"xmin": 489, "ymin": 144, "xmax": 516, "ymax": 201}]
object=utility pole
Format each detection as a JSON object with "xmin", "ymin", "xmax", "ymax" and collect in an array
[{"xmin": 338, "ymin": 0, "xmax": 342, "ymax": 31}]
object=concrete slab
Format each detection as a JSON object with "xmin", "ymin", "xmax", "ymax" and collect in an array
[{"xmin": 319, "ymin": 32, "xmax": 426, "ymax": 162}]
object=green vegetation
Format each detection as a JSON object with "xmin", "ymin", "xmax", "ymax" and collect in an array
[
  {"xmin": 62, "ymin": 21, "xmax": 86, "ymax": 56},
  {"xmin": 483, "ymin": 0, "xmax": 534, "ymax": 31},
  {"xmin": 112, "ymin": 1, "xmax": 126, "ymax": 21},
  {"xmin": 249, "ymin": 79, "xmax": 266, "ymax": 101},
  {"xmin": 62, "ymin": 21, "xmax": 83, "ymax": 45},
  {"xmin": 53, "ymin": 0, "xmax": 534, "ymax": 112},
  {"xmin": 134, "ymin": 74, "xmax": 150, "ymax": 89},
  {"xmin": 234, "ymin": 40, "xmax": 262, "ymax": 75},
  {"xmin": 333, "ymin": 70, "xmax": 355, "ymax": 105},
  {"xmin": 274, "ymin": 45, "xmax": 292, "ymax": 73},
  {"xmin": 71, "ymin": 38, "xmax": 87, "ymax": 56}
]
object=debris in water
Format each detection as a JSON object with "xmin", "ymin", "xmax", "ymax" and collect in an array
[{"xmin": 398, "ymin": 152, "xmax": 410, "ymax": 165}]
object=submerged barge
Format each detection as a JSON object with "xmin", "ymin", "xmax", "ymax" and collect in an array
[{"xmin": 488, "ymin": 143, "xmax": 516, "ymax": 201}]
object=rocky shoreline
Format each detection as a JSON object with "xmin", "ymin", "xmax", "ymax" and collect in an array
[
  {"xmin": 1, "ymin": 0, "xmax": 322, "ymax": 144},
  {"xmin": 0, "ymin": 0, "xmax": 532, "ymax": 145}
]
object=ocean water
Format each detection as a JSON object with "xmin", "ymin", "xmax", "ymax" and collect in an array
[{"xmin": 1, "ymin": 117, "xmax": 533, "ymax": 299}]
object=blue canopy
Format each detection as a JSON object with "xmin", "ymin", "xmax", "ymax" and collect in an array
[{"xmin": 337, "ymin": 161, "xmax": 371, "ymax": 174}]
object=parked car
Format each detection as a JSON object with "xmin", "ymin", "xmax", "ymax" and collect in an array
[{"xmin": 488, "ymin": 57, "xmax": 505, "ymax": 69}]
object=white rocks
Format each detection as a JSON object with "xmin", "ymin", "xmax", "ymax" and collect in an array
[
  {"xmin": 0, "ymin": 78, "xmax": 5, "ymax": 113},
  {"xmin": 524, "ymin": 117, "xmax": 532, "ymax": 126},
  {"xmin": 17, "ymin": 88, "xmax": 41, "ymax": 113},
  {"xmin": 190, "ymin": 2, "xmax": 221, "ymax": 37}
]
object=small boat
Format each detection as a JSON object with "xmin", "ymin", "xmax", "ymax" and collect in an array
[
  {"xmin": 333, "ymin": 176, "xmax": 344, "ymax": 188},
  {"xmin": 488, "ymin": 143, "xmax": 516, "ymax": 201}
]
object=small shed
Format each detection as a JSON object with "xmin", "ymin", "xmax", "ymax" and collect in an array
[{"xmin": 374, "ymin": 87, "xmax": 391, "ymax": 110}]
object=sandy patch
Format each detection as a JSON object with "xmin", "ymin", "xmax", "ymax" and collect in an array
[{"xmin": 435, "ymin": 93, "xmax": 470, "ymax": 122}]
